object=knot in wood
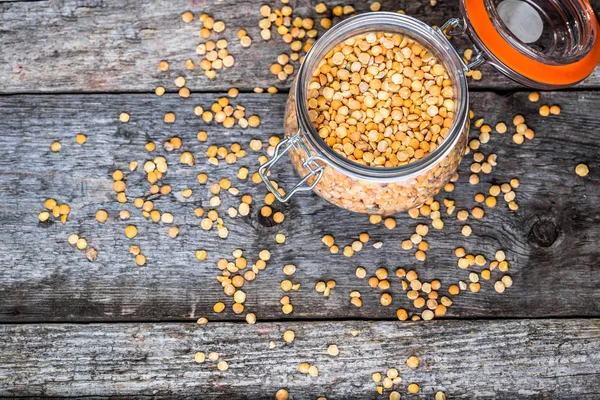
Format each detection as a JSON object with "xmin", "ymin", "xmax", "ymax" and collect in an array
[
  {"xmin": 528, "ymin": 220, "xmax": 558, "ymax": 247},
  {"xmin": 257, "ymin": 214, "xmax": 275, "ymax": 228}
]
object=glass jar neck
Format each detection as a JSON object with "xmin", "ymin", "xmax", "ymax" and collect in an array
[{"xmin": 295, "ymin": 12, "xmax": 470, "ymax": 182}]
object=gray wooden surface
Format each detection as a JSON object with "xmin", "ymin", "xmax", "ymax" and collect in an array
[
  {"xmin": 1, "ymin": 0, "xmax": 600, "ymax": 398},
  {"xmin": 1, "ymin": 91, "xmax": 600, "ymax": 323},
  {"xmin": 1, "ymin": 0, "xmax": 600, "ymax": 93},
  {"xmin": 1, "ymin": 319, "xmax": 599, "ymax": 399}
]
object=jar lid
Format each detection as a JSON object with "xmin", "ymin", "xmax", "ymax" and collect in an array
[{"xmin": 461, "ymin": 0, "xmax": 600, "ymax": 89}]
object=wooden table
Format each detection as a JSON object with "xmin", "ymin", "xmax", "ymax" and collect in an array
[{"xmin": 1, "ymin": 0, "xmax": 599, "ymax": 398}]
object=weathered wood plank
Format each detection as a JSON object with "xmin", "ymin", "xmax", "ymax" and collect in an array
[
  {"xmin": 1, "ymin": 319, "xmax": 599, "ymax": 398},
  {"xmin": 0, "ymin": 91, "xmax": 599, "ymax": 322},
  {"xmin": 1, "ymin": 0, "xmax": 600, "ymax": 94}
]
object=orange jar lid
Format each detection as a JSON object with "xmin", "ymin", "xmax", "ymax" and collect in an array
[{"xmin": 461, "ymin": 0, "xmax": 600, "ymax": 88}]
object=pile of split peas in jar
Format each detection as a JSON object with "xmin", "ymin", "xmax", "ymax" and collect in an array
[{"xmin": 308, "ymin": 31, "xmax": 454, "ymax": 167}]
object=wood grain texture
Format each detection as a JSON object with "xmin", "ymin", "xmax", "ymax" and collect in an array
[
  {"xmin": 1, "ymin": 0, "xmax": 600, "ymax": 94},
  {"xmin": 1, "ymin": 319, "xmax": 599, "ymax": 398},
  {"xmin": 0, "ymin": 91, "xmax": 599, "ymax": 323}
]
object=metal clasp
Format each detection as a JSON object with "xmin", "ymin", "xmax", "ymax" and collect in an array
[
  {"xmin": 258, "ymin": 132, "xmax": 325, "ymax": 203},
  {"xmin": 437, "ymin": 18, "xmax": 486, "ymax": 72}
]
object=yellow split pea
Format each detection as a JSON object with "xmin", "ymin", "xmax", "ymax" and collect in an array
[
  {"xmin": 307, "ymin": 31, "xmax": 454, "ymax": 168},
  {"xmin": 275, "ymin": 389, "xmax": 288, "ymax": 400},
  {"xmin": 576, "ymin": 163, "xmax": 589, "ymax": 177},
  {"xmin": 95, "ymin": 210, "xmax": 108, "ymax": 223},
  {"xmin": 50, "ymin": 141, "xmax": 62, "ymax": 152},
  {"xmin": 125, "ymin": 225, "xmax": 138, "ymax": 239},
  {"xmin": 283, "ymin": 330, "xmax": 295, "ymax": 343},
  {"xmin": 86, "ymin": 249, "xmax": 100, "ymax": 262},
  {"xmin": 135, "ymin": 254, "xmax": 147, "ymax": 266}
]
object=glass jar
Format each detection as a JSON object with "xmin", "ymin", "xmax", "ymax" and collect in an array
[{"xmin": 260, "ymin": 0, "xmax": 600, "ymax": 215}]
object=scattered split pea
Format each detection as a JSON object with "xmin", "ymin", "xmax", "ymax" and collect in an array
[{"xmin": 576, "ymin": 163, "xmax": 589, "ymax": 177}]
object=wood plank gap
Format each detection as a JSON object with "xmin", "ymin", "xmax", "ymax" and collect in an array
[
  {"xmin": 0, "ymin": 315, "xmax": 597, "ymax": 326},
  {"xmin": 3, "ymin": 86, "xmax": 600, "ymax": 97}
]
